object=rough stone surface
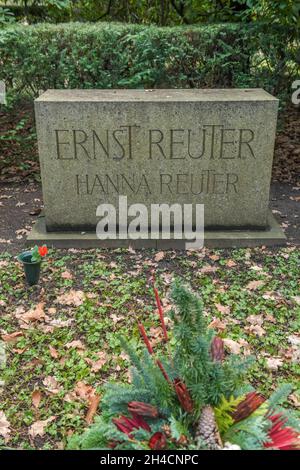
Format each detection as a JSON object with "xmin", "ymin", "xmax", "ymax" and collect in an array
[
  {"xmin": 27, "ymin": 210, "xmax": 286, "ymax": 249},
  {"xmin": 35, "ymin": 89, "xmax": 278, "ymax": 231}
]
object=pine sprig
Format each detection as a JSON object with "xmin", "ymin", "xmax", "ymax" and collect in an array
[{"xmin": 68, "ymin": 280, "xmax": 299, "ymax": 451}]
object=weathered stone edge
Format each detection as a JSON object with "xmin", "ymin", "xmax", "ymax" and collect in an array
[{"xmin": 26, "ymin": 210, "xmax": 287, "ymax": 249}]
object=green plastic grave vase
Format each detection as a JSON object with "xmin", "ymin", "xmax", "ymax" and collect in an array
[{"xmin": 18, "ymin": 250, "xmax": 41, "ymax": 286}]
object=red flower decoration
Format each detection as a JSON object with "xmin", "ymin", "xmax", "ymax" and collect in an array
[
  {"xmin": 149, "ymin": 432, "xmax": 167, "ymax": 450},
  {"xmin": 138, "ymin": 322, "xmax": 153, "ymax": 355},
  {"xmin": 232, "ymin": 392, "xmax": 265, "ymax": 423},
  {"xmin": 38, "ymin": 246, "xmax": 48, "ymax": 257},
  {"xmin": 128, "ymin": 401, "xmax": 159, "ymax": 418},
  {"xmin": 112, "ymin": 416, "xmax": 136, "ymax": 436},
  {"xmin": 154, "ymin": 286, "xmax": 168, "ymax": 342},
  {"xmin": 211, "ymin": 336, "xmax": 224, "ymax": 362},
  {"xmin": 129, "ymin": 412, "xmax": 151, "ymax": 432},
  {"xmin": 173, "ymin": 378, "xmax": 194, "ymax": 413},
  {"xmin": 112, "ymin": 413, "xmax": 151, "ymax": 438},
  {"xmin": 264, "ymin": 414, "xmax": 300, "ymax": 450}
]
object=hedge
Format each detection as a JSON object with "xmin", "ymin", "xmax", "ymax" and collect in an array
[{"xmin": 0, "ymin": 22, "xmax": 299, "ymax": 103}]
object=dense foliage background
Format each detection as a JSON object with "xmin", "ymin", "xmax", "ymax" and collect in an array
[
  {"xmin": 0, "ymin": 1, "xmax": 300, "ymax": 26},
  {"xmin": 0, "ymin": 1, "xmax": 299, "ymax": 104},
  {"xmin": 0, "ymin": 21, "xmax": 299, "ymax": 105}
]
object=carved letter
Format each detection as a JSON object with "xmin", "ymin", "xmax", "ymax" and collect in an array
[
  {"xmin": 112, "ymin": 129, "xmax": 126, "ymax": 160},
  {"xmin": 160, "ymin": 173, "xmax": 172, "ymax": 193},
  {"xmin": 149, "ymin": 130, "xmax": 166, "ymax": 159},
  {"xmin": 136, "ymin": 174, "xmax": 151, "ymax": 194},
  {"xmin": 121, "ymin": 174, "xmax": 135, "ymax": 193},
  {"xmin": 203, "ymin": 125, "xmax": 223, "ymax": 160},
  {"xmin": 73, "ymin": 130, "xmax": 90, "ymax": 159},
  {"xmin": 55, "ymin": 130, "xmax": 71, "ymax": 159},
  {"xmin": 187, "ymin": 128, "xmax": 206, "ymax": 159},
  {"xmin": 176, "ymin": 173, "xmax": 189, "ymax": 194},
  {"xmin": 120, "ymin": 125, "xmax": 140, "ymax": 159},
  {"xmin": 170, "ymin": 129, "xmax": 185, "ymax": 159},
  {"xmin": 219, "ymin": 128, "xmax": 235, "ymax": 159},
  {"xmin": 226, "ymin": 173, "xmax": 238, "ymax": 193},
  {"xmin": 90, "ymin": 175, "xmax": 106, "ymax": 195},
  {"xmin": 238, "ymin": 129, "xmax": 255, "ymax": 159},
  {"xmin": 212, "ymin": 173, "xmax": 226, "ymax": 194},
  {"xmin": 106, "ymin": 174, "xmax": 120, "ymax": 193},
  {"xmin": 92, "ymin": 130, "xmax": 109, "ymax": 159},
  {"xmin": 76, "ymin": 174, "xmax": 89, "ymax": 195}
]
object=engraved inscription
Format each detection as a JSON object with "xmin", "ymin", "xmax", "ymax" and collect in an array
[
  {"xmin": 53, "ymin": 123, "xmax": 257, "ymax": 199},
  {"xmin": 54, "ymin": 124, "xmax": 256, "ymax": 161},
  {"xmin": 76, "ymin": 171, "xmax": 239, "ymax": 196}
]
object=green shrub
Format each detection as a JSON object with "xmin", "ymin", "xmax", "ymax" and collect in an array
[{"xmin": 0, "ymin": 22, "xmax": 299, "ymax": 105}]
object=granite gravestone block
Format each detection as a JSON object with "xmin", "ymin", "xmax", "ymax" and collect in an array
[{"xmin": 34, "ymin": 89, "xmax": 278, "ymax": 232}]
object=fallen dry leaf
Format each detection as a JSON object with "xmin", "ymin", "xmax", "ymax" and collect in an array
[
  {"xmin": 86, "ymin": 292, "xmax": 98, "ymax": 299},
  {"xmin": 65, "ymin": 381, "xmax": 96, "ymax": 401},
  {"xmin": 215, "ymin": 303, "xmax": 231, "ymax": 315},
  {"xmin": 65, "ymin": 340, "xmax": 86, "ymax": 351},
  {"xmin": 238, "ymin": 338, "xmax": 252, "ymax": 356},
  {"xmin": 246, "ymin": 324, "xmax": 266, "ymax": 337},
  {"xmin": 49, "ymin": 346, "xmax": 59, "ymax": 359},
  {"xmin": 38, "ymin": 325, "xmax": 54, "ymax": 334},
  {"xmin": 1, "ymin": 331, "xmax": 23, "ymax": 342},
  {"xmin": 154, "ymin": 251, "xmax": 165, "ymax": 262},
  {"xmin": 28, "ymin": 416, "xmax": 56, "ymax": 439},
  {"xmin": 265, "ymin": 314, "xmax": 276, "ymax": 323},
  {"xmin": 17, "ymin": 302, "xmax": 45, "ymax": 323},
  {"xmin": 32, "ymin": 390, "xmax": 42, "ymax": 409},
  {"xmin": 26, "ymin": 358, "xmax": 43, "ymax": 368},
  {"xmin": 61, "ymin": 270, "xmax": 73, "ymax": 280},
  {"xmin": 289, "ymin": 393, "xmax": 300, "ymax": 408},
  {"xmin": 209, "ymin": 254, "xmax": 220, "ymax": 261},
  {"xmin": 85, "ymin": 351, "xmax": 108, "ymax": 372},
  {"xmin": 208, "ymin": 318, "xmax": 227, "ymax": 331},
  {"xmin": 0, "ymin": 239, "xmax": 11, "ymax": 244},
  {"xmin": 223, "ymin": 338, "xmax": 242, "ymax": 354},
  {"xmin": 288, "ymin": 334, "xmax": 300, "ymax": 347},
  {"xmin": 199, "ymin": 265, "xmax": 217, "ymax": 274},
  {"xmin": 246, "ymin": 280, "xmax": 265, "ymax": 291},
  {"xmin": 0, "ymin": 411, "xmax": 10, "ymax": 440},
  {"xmin": 292, "ymin": 296, "xmax": 300, "ymax": 306},
  {"xmin": 42, "ymin": 376, "xmax": 62, "ymax": 395},
  {"xmin": 47, "ymin": 318, "xmax": 73, "ymax": 328},
  {"xmin": 250, "ymin": 265, "xmax": 264, "ymax": 272},
  {"xmin": 85, "ymin": 394, "xmax": 101, "ymax": 425},
  {"xmin": 47, "ymin": 307, "xmax": 57, "ymax": 315},
  {"xmin": 265, "ymin": 357, "xmax": 283, "ymax": 370},
  {"xmin": 56, "ymin": 290, "xmax": 85, "ymax": 307},
  {"xmin": 119, "ymin": 351, "xmax": 129, "ymax": 361},
  {"xmin": 246, "ymin": 314, "xmax": 264, "ymax": 326},
  {"xmin": 110, "ymin": 313, "xmax": 124, "ymax": 323},
  {"xmin": 226, "ymin": 259, "xmax": 237, "ymax": 268},
  {"xmin": 12, "ymin": 348, "xmax": 26, "ymax": 354}
]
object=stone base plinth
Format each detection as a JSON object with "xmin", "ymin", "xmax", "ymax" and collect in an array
[{"xmin": 26, "ymin": 210, "xmax": 286, "ymax": 249}]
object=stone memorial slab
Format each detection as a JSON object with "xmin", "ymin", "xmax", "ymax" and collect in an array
[{"xmin": 32, "ymin": 88, "xmax": 284, "ymax": 246}]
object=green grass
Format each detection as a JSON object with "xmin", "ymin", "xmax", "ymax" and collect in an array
[{"xmin": 0, "ymin": 246, "xmax": 299, "ymax": 449}]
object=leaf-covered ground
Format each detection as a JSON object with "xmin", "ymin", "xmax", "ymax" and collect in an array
[{"xmin": 0, "ymin": 247, "xmax": 299, "ymax": 449}]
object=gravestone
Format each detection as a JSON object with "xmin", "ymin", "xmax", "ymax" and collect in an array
[{"xmin": 30, "ymin": 89, "xmax": 285, "ymax": 247}]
